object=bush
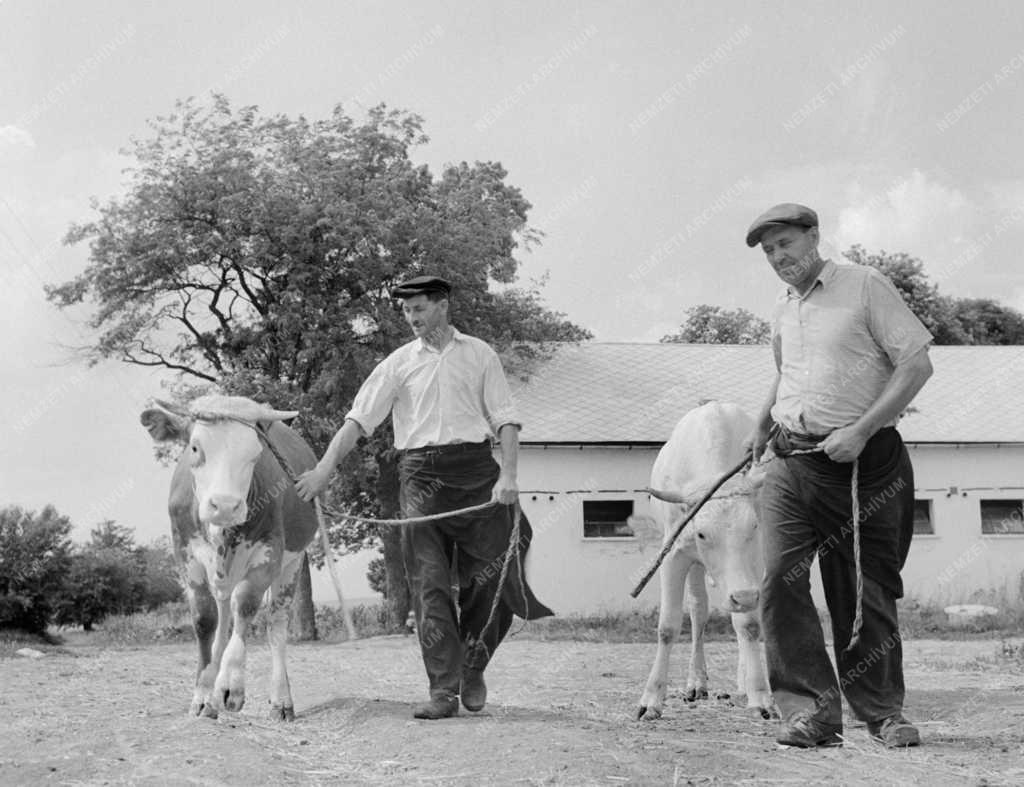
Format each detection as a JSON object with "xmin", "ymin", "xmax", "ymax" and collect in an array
[{"xmin": 0, "ymin": 505, "xmax": 73, "ymax": 634}]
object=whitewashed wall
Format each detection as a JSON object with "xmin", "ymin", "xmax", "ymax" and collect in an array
[{"xmin": 517, "ymin": 443, "xmax": 1024, "ymax": 616}]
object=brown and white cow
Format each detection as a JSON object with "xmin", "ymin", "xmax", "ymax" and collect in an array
[
  {"xmin": 141, "ymin": 395, "xmax": 323, "ymax": 721},
  {"xmin": 633, "ymin": 401, "xmax": 776, "ymax": 720}
]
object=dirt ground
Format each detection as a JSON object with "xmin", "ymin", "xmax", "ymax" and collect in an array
[{"xmin": 2, "ymin": 634, "xmax": 1023, "ymax": 786}]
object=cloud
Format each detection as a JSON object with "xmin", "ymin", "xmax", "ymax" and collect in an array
[
  {"xmin": 0, "ymin": 125, "xmax": 36, "ymax": 158},
  {"xmin": 831, "ymin": 169, "xmax": 977, "ymax": 264}
]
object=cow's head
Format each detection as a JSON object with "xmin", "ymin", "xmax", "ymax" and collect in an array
[
  {"xmin": 649, "ymin": 470, "xmax": 764, "ymax": 613},
  {"xmin": 140, "ymin": 395, "xmax": 299, "ymax": 527}
]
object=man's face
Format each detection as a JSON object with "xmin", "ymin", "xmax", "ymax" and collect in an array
[
  {"xmin": 402, "ymin": 294, "xmax": 448, "ymax": 340},
  {"xmin": 759, "ymin": 224, "xmax": 821, "ymax": 289}
]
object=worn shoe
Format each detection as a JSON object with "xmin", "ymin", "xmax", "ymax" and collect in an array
[
  {"xmin": 868, "ymin": 714, "xmax": 920, "ymax": 748},
  {"xmin": 412, "ymin": 694, "xmax": 459, "ymax": 720},
  {"xmin": 461, "ymin": 668, "xmax": 487, "ymax": 712},
  {"xmin": 776, "ymin": 714, "xmax": 843, "ymax": 748}
]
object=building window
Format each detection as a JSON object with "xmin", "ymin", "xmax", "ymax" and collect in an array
[
  {"xmin": 583, "ymin": 500, "xmax": 635, "ymax": 538},
  {"xmin": 980, "ymin": 500, "xmax": 1024, "ymax": 535},
  {"xmin": 913, "ymin": 500, "xmax": 934, "ymax": 535}
]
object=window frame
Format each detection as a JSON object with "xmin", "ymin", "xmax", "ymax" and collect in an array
[
  {"xmin": 581, "ymin": 498, "xmax": 637, "ymax": 540},
  {"xmin": 979, "ymin": 498, "xmax": 1024, "ymax": 536}
]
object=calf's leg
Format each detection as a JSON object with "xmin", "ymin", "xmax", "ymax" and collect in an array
[
  {"xmin": 684, "ymin": 564, "xmax": 711, "ymax": 701},
  {"xmin": 637, "ymin": 551, "xmax": 692, "ymax": 720}
]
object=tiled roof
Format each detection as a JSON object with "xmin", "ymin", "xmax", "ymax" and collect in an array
[{"xmin": 510, "ymin": 343, "xmax": 1024, "ymax": 444}]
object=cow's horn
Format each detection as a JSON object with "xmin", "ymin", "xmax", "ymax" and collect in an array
[
  {"xmin": 154, "ymin": 398, "xmax": 190, "ymax": 417},
  {"xmin": 645, "ymin": 486, "xmax": 691, "ymax": 504}
]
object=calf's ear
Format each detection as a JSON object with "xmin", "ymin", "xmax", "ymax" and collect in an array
[{"xmin": 140, "ymin": 408, "xmax": 191, "ymax": 443}]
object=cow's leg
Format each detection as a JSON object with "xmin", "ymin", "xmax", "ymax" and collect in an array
[
  {"xmin": 213, "ymin": 576, "xmax": 267, "ymax": 713},
  {"xmin": 637, "ymin": 551, "xmax": 692, "ymax": 720},
  {"xmin": 266, "ymin": 551, "xmax": 304, "ymax": 722},
  {"xmin": 684, "ymin": 564, "xmax": 711, "ymax": 701},
  {"xmin": 195, "ymin": 594, "xmax": 232, "ymax": 718},
  {"xmin": 186, "ymin": 580, "xmax": 218, "ymax": 717},
  {"xmin": 731, "ymin": 610, "xmax": 776, "ymax": 718}
]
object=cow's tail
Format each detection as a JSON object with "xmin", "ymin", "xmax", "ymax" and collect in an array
[{"xmin": 314, "ymin": 497, "xmax": 358, "ymax": 641}]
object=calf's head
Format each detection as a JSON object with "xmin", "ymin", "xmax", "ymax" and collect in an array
[
  {"xmin": 141, "ymin": 395, "xmax": 298, "ymax": 527},
  {"xmin": 651, "ymin": 472, "xmax": 764, "ymax": 613}
]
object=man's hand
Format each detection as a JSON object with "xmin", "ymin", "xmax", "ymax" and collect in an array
[
  {"xmin": 743, "ymin": 425, "xmax": 772, "ymax": 463},
  {"xmin": 295, "ymin": 464, "xmax": 331, "ymax": 503},
  {"xmin": 491, "ymin": 473, "xmax": 519, "ymax": 506},
  {"xmin": 818, "ymin": 424, "xmax": 870, "ymax": 463}
]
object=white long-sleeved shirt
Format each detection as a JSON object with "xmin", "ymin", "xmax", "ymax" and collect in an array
[{"xmin": 345, "ymin": 329, "xmax": 521, "ymax": 450}]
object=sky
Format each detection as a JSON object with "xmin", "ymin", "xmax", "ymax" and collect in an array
[{"xmin": 3, "ymin": 0, "xmax": 1024, "ymax": 599}]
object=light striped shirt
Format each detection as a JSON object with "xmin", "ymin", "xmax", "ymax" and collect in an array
[
  {"xmin": 346, "ymin": 329, "xmax": 521, "ymax": 450},
  {"xmin": 771, "ymin": 260, "xmax": 933, "ymax": 434}
]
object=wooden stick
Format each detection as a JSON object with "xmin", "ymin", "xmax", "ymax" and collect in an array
[{"xmin": 630, "ymin": 454, "xmax": 750, "ymax": 599}]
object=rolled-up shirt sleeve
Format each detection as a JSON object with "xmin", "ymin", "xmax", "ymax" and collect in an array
[
  {"xmin": 482, "ymin": 349, "xmax": 521, "ymax": 434},
  {"xmin": 345, "ymin": 357, "xmax": 398, "ymax": 437},
  {"xmin": 864, "ymin": 269, "xmax": 934, "ymax": 366}
]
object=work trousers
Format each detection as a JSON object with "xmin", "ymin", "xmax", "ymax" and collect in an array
[
  {"xmin": 760, "ymin": 427, "xmax": 915, "ymax": 725},
  {"xmin": 399, "ymin": 443, "xmax": 553, "ymax": 700}
]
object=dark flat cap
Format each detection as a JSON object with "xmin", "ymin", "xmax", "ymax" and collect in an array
[
  {"xmin": 390, "ymin": 275, "xmax": 452, "ymax": 299},
  {"xmin": 745, "ymin": 203, "xmax": 818, "ymax": 247}
]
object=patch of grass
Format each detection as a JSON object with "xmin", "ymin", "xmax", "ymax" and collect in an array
[
  {"xmin": 512, "ymin": 607, "xmax": 737, "ymax": 643},
  {"xmin": 57, "ymin": 603, "xmax": 194, "ymax": 649},
  {"xmin": 316, "ymin": 602, "xmax": 392, "ymax": 642},
  {"xmin": 0, "ymin": 628, "xmax": 70, "ymax": 658},
  {"xmin": 898, "ymin": 598, "xmax": 1024, "ymax": 640}
]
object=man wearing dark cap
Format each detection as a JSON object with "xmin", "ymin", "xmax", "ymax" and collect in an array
[
  {"xmin": 743, "ymin": 204, "xmax": 933, "ymax": 749},
  {"xmin": 296, "ymin": 275, "xmax": 553, "ymax": 719}
]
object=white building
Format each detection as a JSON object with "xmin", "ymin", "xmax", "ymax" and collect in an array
[{"xmin": 512, "ymin": 343, "xmax": 1024, "ymax": 615}]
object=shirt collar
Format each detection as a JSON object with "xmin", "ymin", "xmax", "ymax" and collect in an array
[
  {"xmin": 415, "ymin": 326, "xmax": 463, "ymax": 354},
  {"xmin": 785, "ymin": 258, "xmax": 836, "ymax": 300}
]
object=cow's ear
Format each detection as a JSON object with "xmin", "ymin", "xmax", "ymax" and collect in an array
[{"xmin": 140, "ymin": 408, "xmax": 191, "ymax": 443}]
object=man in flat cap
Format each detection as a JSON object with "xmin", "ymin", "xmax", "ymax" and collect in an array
[
  {"xmin": 744, "ymin": 204, "xmax": 933, "ymax": 748},
  {"xmin": 296, "ymin": 274, "xmax": 553, "ymax": 719}
]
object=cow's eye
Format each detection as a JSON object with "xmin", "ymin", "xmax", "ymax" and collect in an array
[
  {"xmin": 697, "ymin": 532, "xmax": 706, "ymax": 540},
  {"xmin": 188, "ymin": 443, "xmax": 204, "ymax": 466}
]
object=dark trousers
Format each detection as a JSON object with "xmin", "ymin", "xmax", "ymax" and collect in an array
[
  {"xmin": 399, "ymin": 444, "xmax": 552, "ymax": 699},
  {"xmin": 760, "ymin": 427, "xmax": 914, "ymax": 725}
]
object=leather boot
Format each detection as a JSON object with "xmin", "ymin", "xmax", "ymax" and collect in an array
[{"xmin": 412, "ymin": 694, "xmax": 459, "ymax": 720}]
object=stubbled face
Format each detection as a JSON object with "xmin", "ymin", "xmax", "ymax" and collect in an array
[
  {"xmin": 760, "ymin": 224, "xmax": 823, "ymax": 292},
  {"xmin": 188, "ymin": 419, "xmax": 263, "ymax": 526},
  {"xmin": 688, "ymin": 491, "xmax": 762, "ymax": 613},
  {"xmin": 402, "ymin": 294, "xmax": 448, "ymax": 341}
]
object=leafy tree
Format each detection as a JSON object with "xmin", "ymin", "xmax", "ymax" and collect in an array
[
  {"xmin": 54, "ymin": 547, "xmax": 145, "ymax": 631},
  {"xmin": 55, "ymin": 532, "xmax": 183, "ymax": 630},
  {"xmin": 0, "ymin": 505, "xmax": 73, "ymax": 634},
  {"xmin": 842, "ymin": 246, "xmax": 967, "ymax": 344},
  {"xmin": 89, "ymin": 520, "xmax": 136, "ymax": 551},
  {"xmin": 950, "ymin": 297, "xmax": 1024, "ymax": 344},
  {"xmin": 135, "ymin": 537, "xmax": 183, "ymax": 609},
  {"xmin": 843, "ymin": 245, "xmax": 1024, "ymax": 345},
  {"xmin": 49, "ymin": 96, "xmax": 589, "ymax": 631},
  {"xmin": 661, "ymin": 304, "xmax": 770, "ymax": 345},
  {"xmin": 366, "ymin": 555, "xmax": 387, "ymax": 599}
]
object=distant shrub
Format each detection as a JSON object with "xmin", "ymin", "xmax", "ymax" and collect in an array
[{"xmin": 0, "ymin": 505, "xmax": 73, "ymax": 634}]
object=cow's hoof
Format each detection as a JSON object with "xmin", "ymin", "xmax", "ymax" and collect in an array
[
  {"xmin": 683, "ymin": 689, "xmax": 709, "ymax": 702},
  {"xmin": 637, "ymin": 705, "xmax": 662, "ymax": 721},
  {"xmin": 757, "ymin": 705, "xmax": 780, "ymax": 720},
  {"xmin": 270, "ymin": 704, "xmax": 296, "ymax": 722},
  {"xmin": 199, "ymin": 703, "xmax": 219, "ymax": 720},
  {"xmin": 222, "ymin": 689, "xmax": 245, "ymax": 713}
]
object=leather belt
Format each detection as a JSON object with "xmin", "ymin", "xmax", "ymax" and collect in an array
[{"xmin": 402, "ymin": 440, "xmax": 490, "ymax": 457}]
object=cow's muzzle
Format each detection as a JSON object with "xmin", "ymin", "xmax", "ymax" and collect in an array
[{"xmin": 727, "ymin": 588, "xmax": 760, "ymax": 612}]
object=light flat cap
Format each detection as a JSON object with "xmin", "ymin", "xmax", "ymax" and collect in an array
[
  {"xmin": 390, "ymin": 275, "xmax": 452, "ymax": 299},
  {"xmin": 745, "ymin": 203, "xmax": 818, "ymax": 247}
]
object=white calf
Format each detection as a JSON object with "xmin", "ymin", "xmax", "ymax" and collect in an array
[{"xmin": 634, "ymin": 401, "xmax": 775, "ymax": 720}]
